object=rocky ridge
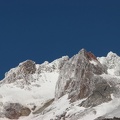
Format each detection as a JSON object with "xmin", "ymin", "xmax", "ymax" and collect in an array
[
  {"xmin": 0, "ymin": 56, "xmax": 69, "ymax": 119},
  {"xmin": 55, "ymin": 49, "xmax": 114, "ymax": 107},
  {"xmin": 0, "ymin": 49, "xmax": 120, "ymax": 120}
]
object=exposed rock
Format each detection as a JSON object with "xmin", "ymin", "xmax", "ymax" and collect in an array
[
  {"xmin": 95, "ymin": 117, "xmax": 120, "ymax": 120},
  {"xmin": 103, "ymin": 118, "xmax": 120, "ymax": 120},
  {"xmin": 4, "ymin": 103, "xmax": 31, "ymax": 119},
  {"xmin": 69, "ymin": 107, "xmax": 96, "ymax": 120},
  {"xmin": 1, "ymin": 60, "xmax": 36, "ymax": 84},
  {"xmin": 36, "ymin": 56, "xmax": 69, "ymax": 73},
  {"xmin": 80, "ymin": 76, "xmax": 114, "ymax": 107},
  {"xmin": 55, "ymin": 49, "xmax": 111, "ymax": 106},
  {"xmin": 1, "ymin": 57, "xmax": 69, "ymax": 85},
  {"xmin": 98, "ymin": 51, "xmax": 120, "ymax": 76},
  {"xmin": 19, "ymin": 60, "xmax": 36, "ymax": 74},
  {"xmin": 33, "ymin": 99, "xmax": 54, "ymax": 114},
  {"xmin": 1, "ymin": 48, "xmax": 120, "ymax": 120}
]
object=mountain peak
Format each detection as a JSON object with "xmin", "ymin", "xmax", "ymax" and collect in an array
[
  {"xmin": 55, "ymin": 49, "xmax": 107, "ymax": 102},
  {"xmin": 78, "ymin": 48, "xmax": 97, "ymax": 61},
  {"xmin": 19, "ymin": 59, "xmax": 36, "ymax": 74},
  {"xmin": 0, "ymin": 49, "xmax": 120, "ymax": 120},
  {"xmin": 107, "ymin": 51, "xmax": 118, "ymax": 58},
  {"xmin": 78, "ymin": 48, "xmax": 87, "ymax": 53}
]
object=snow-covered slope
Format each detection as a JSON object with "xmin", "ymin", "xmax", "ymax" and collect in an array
[
  {"xmin": 1, "ymin": 49, "xmax": 120, "ymax": 120},
  {"xmin": 98, "ymin": 51, "xmax": 120, "ymax": 76},
  {"xmin": 0, "ymin": 56, "xmax": 69, "ymax": 119}
]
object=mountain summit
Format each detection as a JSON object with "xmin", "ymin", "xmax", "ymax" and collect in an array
[
  {"xmin": 0, "ymin": 49, "xmax": 120, "ymax": 120},
  {"xmin": 55, "ymin": 49, "xmax": 107, "ymax": 101}
]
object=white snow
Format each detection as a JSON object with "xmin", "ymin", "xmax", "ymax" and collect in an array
[
  {"xmin": 0, "ymin": 72, "xmax": 59, "ymax": 111},
  {"xmin": 98, "ymin": 51, "xmax": 120, "ymax": 76},
  {"xmin": 0, "ymin": 58, "xmax": 64, "ymax": 120},
  {"xmin": 107, "ymin": 69, "xmax": 115, "ymax": 75},
  {"xmin": 89, "ymin": 60, "xmax": 98, "ymax": 65},
  {"xmin": 1, "ymin": 51, "xmax": 120, "ymax": 120},
  {"xmin": 19, "ymin": 94, "xmax": 70, "ymax": 120}
]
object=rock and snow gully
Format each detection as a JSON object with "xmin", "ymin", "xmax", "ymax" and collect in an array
[{"xmin": 0, "ymin": 49, "xmax": 120, "ymax": 120}]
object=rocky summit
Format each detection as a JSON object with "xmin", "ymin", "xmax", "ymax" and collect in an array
[
  {"xmin": 0, "ymin": 49, "xmax": 120, "ymax": 120},
  {"xmin": 55, "ymin": 49, "xmax": 107, "ymax": 101}
]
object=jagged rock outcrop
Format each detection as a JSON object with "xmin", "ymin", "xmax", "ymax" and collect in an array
[
  {"xmin": 2, "ymin": 60, "xmax": 36, "ymax": 84},
  {"xmin": 95, "ymin": 117, "xmax": 120, "ymax": 120},
  {"xmin": 36, "ymin": 56, "xmax": 69, "ymax": 74},
  {"xmin": 19, "ymin": 60, "xmax": 36, "ymax": 74},
  {"xmin": 1, "ymin": 49, "xmax": 120, "ymax": 120},
  {"xmin": 80, "ymin": 76, "xmax": 114, "ymax": 107},
  {"xmin": 4, "ymin": 103, "xmax": 31, "ymax": 119},
  {"xmin": 0, "ymin": 56, "xmax": 69, "ymax": 119},
  {"xmin": 103, "ymin": 118, "xmax": 120, "ymax": 120},
  {"xmin": 1, "ymin": 57, "xmax": 69, "ymax": 85},
  {"xmin": 98, "ymin": 52, "xmax": 120, "ymax": 76},
  {"xmin": 55, "ymin": 49, "xmax": 113, "ymax": 106}
]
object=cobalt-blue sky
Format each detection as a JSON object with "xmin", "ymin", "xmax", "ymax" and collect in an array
[{"xmin": 0, "ymin": 0, "xmax": 120, "ymax": 79}]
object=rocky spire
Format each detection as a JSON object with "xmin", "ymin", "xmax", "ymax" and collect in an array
[{"xmin": 55, "ymin": 49, "xmax": 112, "ymax": 106}]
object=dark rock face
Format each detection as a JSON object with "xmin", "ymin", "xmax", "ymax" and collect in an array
[
  {"xmin": 103, "ymin": 118, "xmax": 120, "ymax": 120},
  {"xmin": 55, "ymin": 49, "xmax": 113, "ymax": 106},
  {"xmin": 2, "ymin": 60, "xmax": 36, "ymax": 84},
  {"xmin": 96, "ymin": 117, "xmax": 120, "ymax": 120},
  {"xmin": 4, "ymin": 103, "xmax": 31, "ymax": 119},
  {"xmin": 80, "ymin": 76, "xmax": 114, "ymax": 107},
  {"xmin": 19, "ymin": 60, "xmax": 36, "ymax": 74}
]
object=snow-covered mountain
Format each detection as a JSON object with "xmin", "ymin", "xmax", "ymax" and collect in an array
[{"xmin": 0, "ymin": 49, "xmax": 120, "ymax": 120}]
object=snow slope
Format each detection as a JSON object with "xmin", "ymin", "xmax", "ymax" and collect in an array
[
  {"xmin": 0, "ymin": 56, "xmax": 69, "ymax": 119},
  {"xmin": 1, "ymin": 50, "xmax": 120, "ymax": 120}
]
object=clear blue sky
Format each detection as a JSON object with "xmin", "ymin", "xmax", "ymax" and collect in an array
[{"xmin": 0, "ymin": 0, "xmax": 120, "ymax": 79}]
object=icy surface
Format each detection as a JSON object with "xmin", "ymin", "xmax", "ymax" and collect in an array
[
  {"xmin": 98, "ymin": 51, "xmax": 120, "ymax": 76},
  {"xmin": 0, "ymin": 56, "xmax": 69, "ymax": 119},
  {"xmin": 89, "ymin": 60, "xmax": 98, "ymax": 65},
  {"xmin": 1, "ymin": 50, "xmax": 120, "ymax": 120}
]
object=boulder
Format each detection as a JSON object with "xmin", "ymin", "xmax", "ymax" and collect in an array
[{"xmin": 4, "ymin": 103, "xmax": 31, "ymax": 119}]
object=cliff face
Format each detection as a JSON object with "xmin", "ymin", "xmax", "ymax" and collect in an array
[
  {"xmin": 1, "ymin": 60, "xmax": 36, "ymax": 85},
  {"xmin": 55, "ymin": 49, "xmax": 114, "ymax": 107},
  {"xmin": 0, "ymin": 49, "xmax": 120, "ymax": 120},
  {"xmin": 0, "ymin": 57, "xmax": 69, "ymax": 119}
]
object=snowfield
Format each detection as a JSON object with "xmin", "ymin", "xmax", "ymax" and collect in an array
[{"xmin": 1, "ymin": 50, "xmax": 120, "ymax": 120}]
